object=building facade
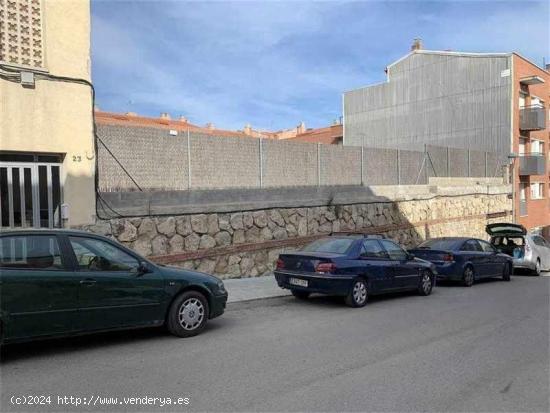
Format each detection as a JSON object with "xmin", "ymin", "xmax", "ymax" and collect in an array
[
  {"xmin": 0, "ymin": 0, "xmax": 95, "ymax": 227},
  {"xmin": 344, "ymin": 46, "xmax": 549, "ymax": 235}
]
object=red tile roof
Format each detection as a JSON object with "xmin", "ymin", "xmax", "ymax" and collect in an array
[
  {"xmin": 288, "ymin": 124, "xmax": 343, "ymax": 144},
  {"xmin": 95, "ymin": 111, "xmax": 343, "ymax": 143},
  {"xmin": 95, "ymin": 111, "xmax": 253, "ymax": 138}
]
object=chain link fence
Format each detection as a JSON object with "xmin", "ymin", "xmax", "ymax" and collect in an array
[{"xmin": 97, "ymin": 125, "xmax": 505, "ymax": 192}]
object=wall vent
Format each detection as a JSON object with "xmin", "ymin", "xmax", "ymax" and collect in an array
[{"xmin": 0, "ymin": 0, "xmax": 45, "ymax": 69}]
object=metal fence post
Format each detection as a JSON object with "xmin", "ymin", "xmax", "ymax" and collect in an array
[
  {"xmin": 467, "ymin": 149, "xmax": 471, "ymax": 177},
  {"xmin": 259, "ymin": 138, "xmax": 263, "ymax": 188},
  {"xmin": 446, "ymin": 147, "xmax": 450, "ymax": 177},
  {"xmin": 186, "ymin": 129, "xmax": 192, "ymax": 189},
  {"xmin": 317, "ymin": 143, "xmax": 321, "ymax": 186},
  {"xmin": 397, "ymin": 149, "xmax": 401, "ymax": 185},
  {"xmin": 424, "ymin": 144, "xmax": 428, "ymax": 184},
  {"xmin": 360, "ymin": 145, "xmax": 364, "ymax": 186}
]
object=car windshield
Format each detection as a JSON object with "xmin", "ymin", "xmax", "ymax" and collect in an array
[
  {"xmin": 301, "ymin": 238, "xmax": 354, "ymax": 254},
  {"xmin": 418, "ymin": 239, "xmax": 460, "ymax": 250}
]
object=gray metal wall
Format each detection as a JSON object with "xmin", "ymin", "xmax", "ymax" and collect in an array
[
  {"xmin": 344, "ymin": 53, "xmax": 512, "ymax": 160},
  {"xmin": 97, "ymin": 124, "xmax": 503, "ymax": 192}
]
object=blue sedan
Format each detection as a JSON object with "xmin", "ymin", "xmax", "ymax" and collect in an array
[
  {"xmin": 409, "ymin": 237, "xmax": 513, "ymax": 286},
  {"xmin": 274, "ymin": 234, "xmax": 436, "ymax": 307}
]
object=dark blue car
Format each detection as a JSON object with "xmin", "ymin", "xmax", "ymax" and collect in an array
[
  {"xmin": 409, "ymin": 237, "xmax": 513, "ymax": 286},
  {"xmin": 274, "ymin": 234, "xmax": 436, "ymax": 307}
]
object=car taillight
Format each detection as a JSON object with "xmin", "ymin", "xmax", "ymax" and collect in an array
[
  {"xmin": 276, "ymin": 258, "xmax": 285, "ymax": 269},
  {"xmin": 443, "ymin": 253, "xmax": 454, "ymax": 262},
  {"xmin": 315, "ymin": 262, "xmax": 336, "ymax": 274}
]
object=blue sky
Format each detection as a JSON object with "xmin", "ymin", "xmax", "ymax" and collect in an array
[{"xmin": 92, "ymin": 0, "xmax": 549, "ymax": 131}]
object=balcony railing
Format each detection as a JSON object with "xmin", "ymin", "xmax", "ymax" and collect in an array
[
  {"xmin": 520, "ymin": 105, "xmax": 546, "ymax": 130},
  {"xmin": 519, "ymin": 153, "xmax": 546, "ymax": 175}
]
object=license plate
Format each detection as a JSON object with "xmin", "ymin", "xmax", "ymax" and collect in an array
[{"xmin": 289, "ymin": 277, "xmax": 308, "ymax": 287}]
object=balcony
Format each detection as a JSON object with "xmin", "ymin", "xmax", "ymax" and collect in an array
[
  {"xmin": 519, "ymin": 154, "xmax": 546, "ymax": 175},
  {"xmin": 520, "ymin": 105, "xmax": 546, "ymax": 130}
]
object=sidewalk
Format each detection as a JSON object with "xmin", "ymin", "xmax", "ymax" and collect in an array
[{"xmin": 223, "ymin": 274, "xmax": 290, "ymax": 303}]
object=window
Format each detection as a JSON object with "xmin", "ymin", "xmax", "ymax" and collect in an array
[
  {"xmin": 69, "ymin": 237, "xmax": 139, "ymax": 272},
  {"xmin": 519, "ymin": 94, "xmax": 526, "ymax": 109},
  {"xmin": 531, "ymin": 140, "xmax": 544, "ymax": 155},
  {"xmin": 301, "ymin": 238, "xmax": 354, "ymax": 254},
  {"xmin": 532, "ymin": 236, "xmax": 549, "ymax": 247},
  {"xmin": 530, "ymin": 182, "xmax": 544, "ymax": 200},
  {"xmin": 360, "ymin": 240, "xmax": 387, "ymax": 259},
  {"xmin": 519, "ymin": 138, "xmax": 527, "ymax": 155},
  {"xmin": 478, "ymin": 240, "xmax": 495, "ymax": 253},
  {"xmin": 0, "ymin": 0, "xmax": 44, "ymax": 68},
  {"xmin": 461, "ymin": 240, "xmax": 482, "ymax": 252},
  {"xmin": 380, "ymin": 240, "xmax": 408, "ymax": 261},
  {"xmin": 419, "ymin": 238, "xmax": 460, "ymax": 250},
  {"xmin": 0, "ymin": 235, "xmax": 64, "ymax": 269}
]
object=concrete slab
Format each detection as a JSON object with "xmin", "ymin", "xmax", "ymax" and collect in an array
[{"xmin": 224, "ymin": 274, "xmax": 290, "ymax": 303}]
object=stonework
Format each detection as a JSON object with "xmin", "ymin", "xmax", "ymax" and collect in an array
[{"xmin": 82, "ymin": 188, "xmax": 510, "ymax": 279}]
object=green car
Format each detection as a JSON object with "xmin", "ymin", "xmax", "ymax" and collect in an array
[{"xmin": 0, "ymin": 229, "xmax": 228, "ymax": 344}]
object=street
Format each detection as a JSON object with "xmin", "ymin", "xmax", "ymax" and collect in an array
[{"xmin": 1, "ymin": 275, "xmax": 549, "ymax": 413}]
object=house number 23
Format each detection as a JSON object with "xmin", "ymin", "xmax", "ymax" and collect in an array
[{"xmin": 72, "ymin": 155, "xmax": 82, "ymax": 162}]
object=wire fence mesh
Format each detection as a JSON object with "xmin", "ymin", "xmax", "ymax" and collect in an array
[{"xmin": 97, "ymin": 125, "xmax": 506, "ymax": 192}]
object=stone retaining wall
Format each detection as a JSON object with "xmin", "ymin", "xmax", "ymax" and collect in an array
[{"xmin": 83, "ymin": 184, "xmax": 511, "ymax": 279}]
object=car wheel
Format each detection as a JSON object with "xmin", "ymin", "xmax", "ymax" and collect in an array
[
  {"xmin": 345, "ymin": 278, "xmax": 368, "ymax": 308},
  {"xmin": 534, "ymin": 260, "xmax": 541, "ymax": 276},
  {"xmin": 167, "ymin": 291, "xmax": 209, "ymax": 338},
  {"xmin": 502, "ymin": 263, "xmax": 511, "ymax": 281},
  {"xmin": 462, "ymin": 266, "xmax": 475, "ymax": 287},
  {"xmin": 291, "ymin": 290, "xmax": 310, "ymax": 300},
  {"xmin": 418, "ymin": 271, "xmax": 433, "ymax": 296}
]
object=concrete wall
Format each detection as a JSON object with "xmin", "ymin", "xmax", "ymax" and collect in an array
[
  {"xmin": 344, "ymin": 52, "xmax": 512, "ymax": 160},
  {"xmin": 0, "ymin": 0, "xmax": 95, "ymax": 226},
  {"xmin": 84, "ymin": 183, "xmax": 512, "ymax": 279}
]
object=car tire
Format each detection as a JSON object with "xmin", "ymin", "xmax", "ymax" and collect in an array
[
  {"xmin": 462, "ymin": 266, "xmax": 475, "ymax": 287},
  {"xmin": 502, "ymin": 263, "xmax": 511, "ymax": 281},
  {"xmin": 345, "ymin": 278, "xmax": 368, "ymax": 308},
  {"xmin": 418, "ymin": 271, "xmax": 434, "ymax": 296},
  {"xmin": 166, "ymin": 291, "xmax": 209, "ymax": 338},
  {"xmin": 291, "ymin": 290, "xmax": 310, "ymax": 300},
  {"xmin": 534, "ymin": 260, "xmax": 541, "ymax": 276}
]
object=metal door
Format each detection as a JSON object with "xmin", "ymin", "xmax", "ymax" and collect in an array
[{"xmin": 0, "ymin": 162, "xmax": 62, "ymax": 229}]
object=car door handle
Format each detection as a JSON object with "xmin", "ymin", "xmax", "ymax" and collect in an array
[{"xmin": 80, "ymin": 278, "xmax": 97, "ymax": 286}]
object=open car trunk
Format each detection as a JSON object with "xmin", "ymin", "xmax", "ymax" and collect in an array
[{"xmin": 486, "ymin": 223, "xmax": 526, "ymax": 258}]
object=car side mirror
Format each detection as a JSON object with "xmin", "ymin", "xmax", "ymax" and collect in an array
[{"xmin": 136, "ymin": 261, "xmax": 151, "ymax": 276}]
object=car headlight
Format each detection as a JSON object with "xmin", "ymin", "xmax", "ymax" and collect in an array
[{"xmin": 216, "ymin": 280, "xmax": 226, "ymax": 293}]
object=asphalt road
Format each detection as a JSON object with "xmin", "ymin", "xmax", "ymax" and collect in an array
[{"xmin": 1, "ymin": 275, "xmax": 549, "ymax": 413}]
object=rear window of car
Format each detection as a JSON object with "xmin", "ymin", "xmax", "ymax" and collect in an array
[
  {"xmin": 0, "ymin": 235, "xmax": 65, "ymax": 270},
  {"xmin": 418, "ymin": 239, "xmax": 460, "ymax": 250},
  {"xmin": 492, "ymin": 236, "xmax": 524, "ymax": 246},
  {"xmin": 302, "ymin": 238, "xmax": 354, "ymax": 254}
]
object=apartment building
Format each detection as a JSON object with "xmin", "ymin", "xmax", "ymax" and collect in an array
[
  {"xmin": 0, "ymin": 0, "xmax": 95, "ymax": 227},
  {"xmin": 343, "ymin": 41, "xmax": 549, "ymax": 236}
]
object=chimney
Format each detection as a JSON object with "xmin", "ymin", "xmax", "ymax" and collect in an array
[
  {"xmin": 243, "ymin": 123, "xmax": 252, "ymax": 135},
  {"xmin": 546, "ymin": 63, "xmax": 550, "ymax": 72},
  {"xmin": 126, "ymin": 112, "xmax": 137, "ymax": 117},
  {"xmin": 297, "ymin": 121, "xmax": 306, "ymax": 134},
  {"xmin": 205, "ymin": 123, "xmax": 215, "ymax": 130},
  {"xmin": 411, "ymin": 38, "xmax": 423, "ymax": 51},
  {"xmin": 179, "ymin": 115, "xmax": 188, "ymax": 123},
  {"xmin": 160, "ymin": 112, "xmax": 171, "ymax": 120}
]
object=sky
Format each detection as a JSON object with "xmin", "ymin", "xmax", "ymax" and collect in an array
[{"xmin": 92, "ymin": 0, "xmax": 550, "ymax": 131}]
